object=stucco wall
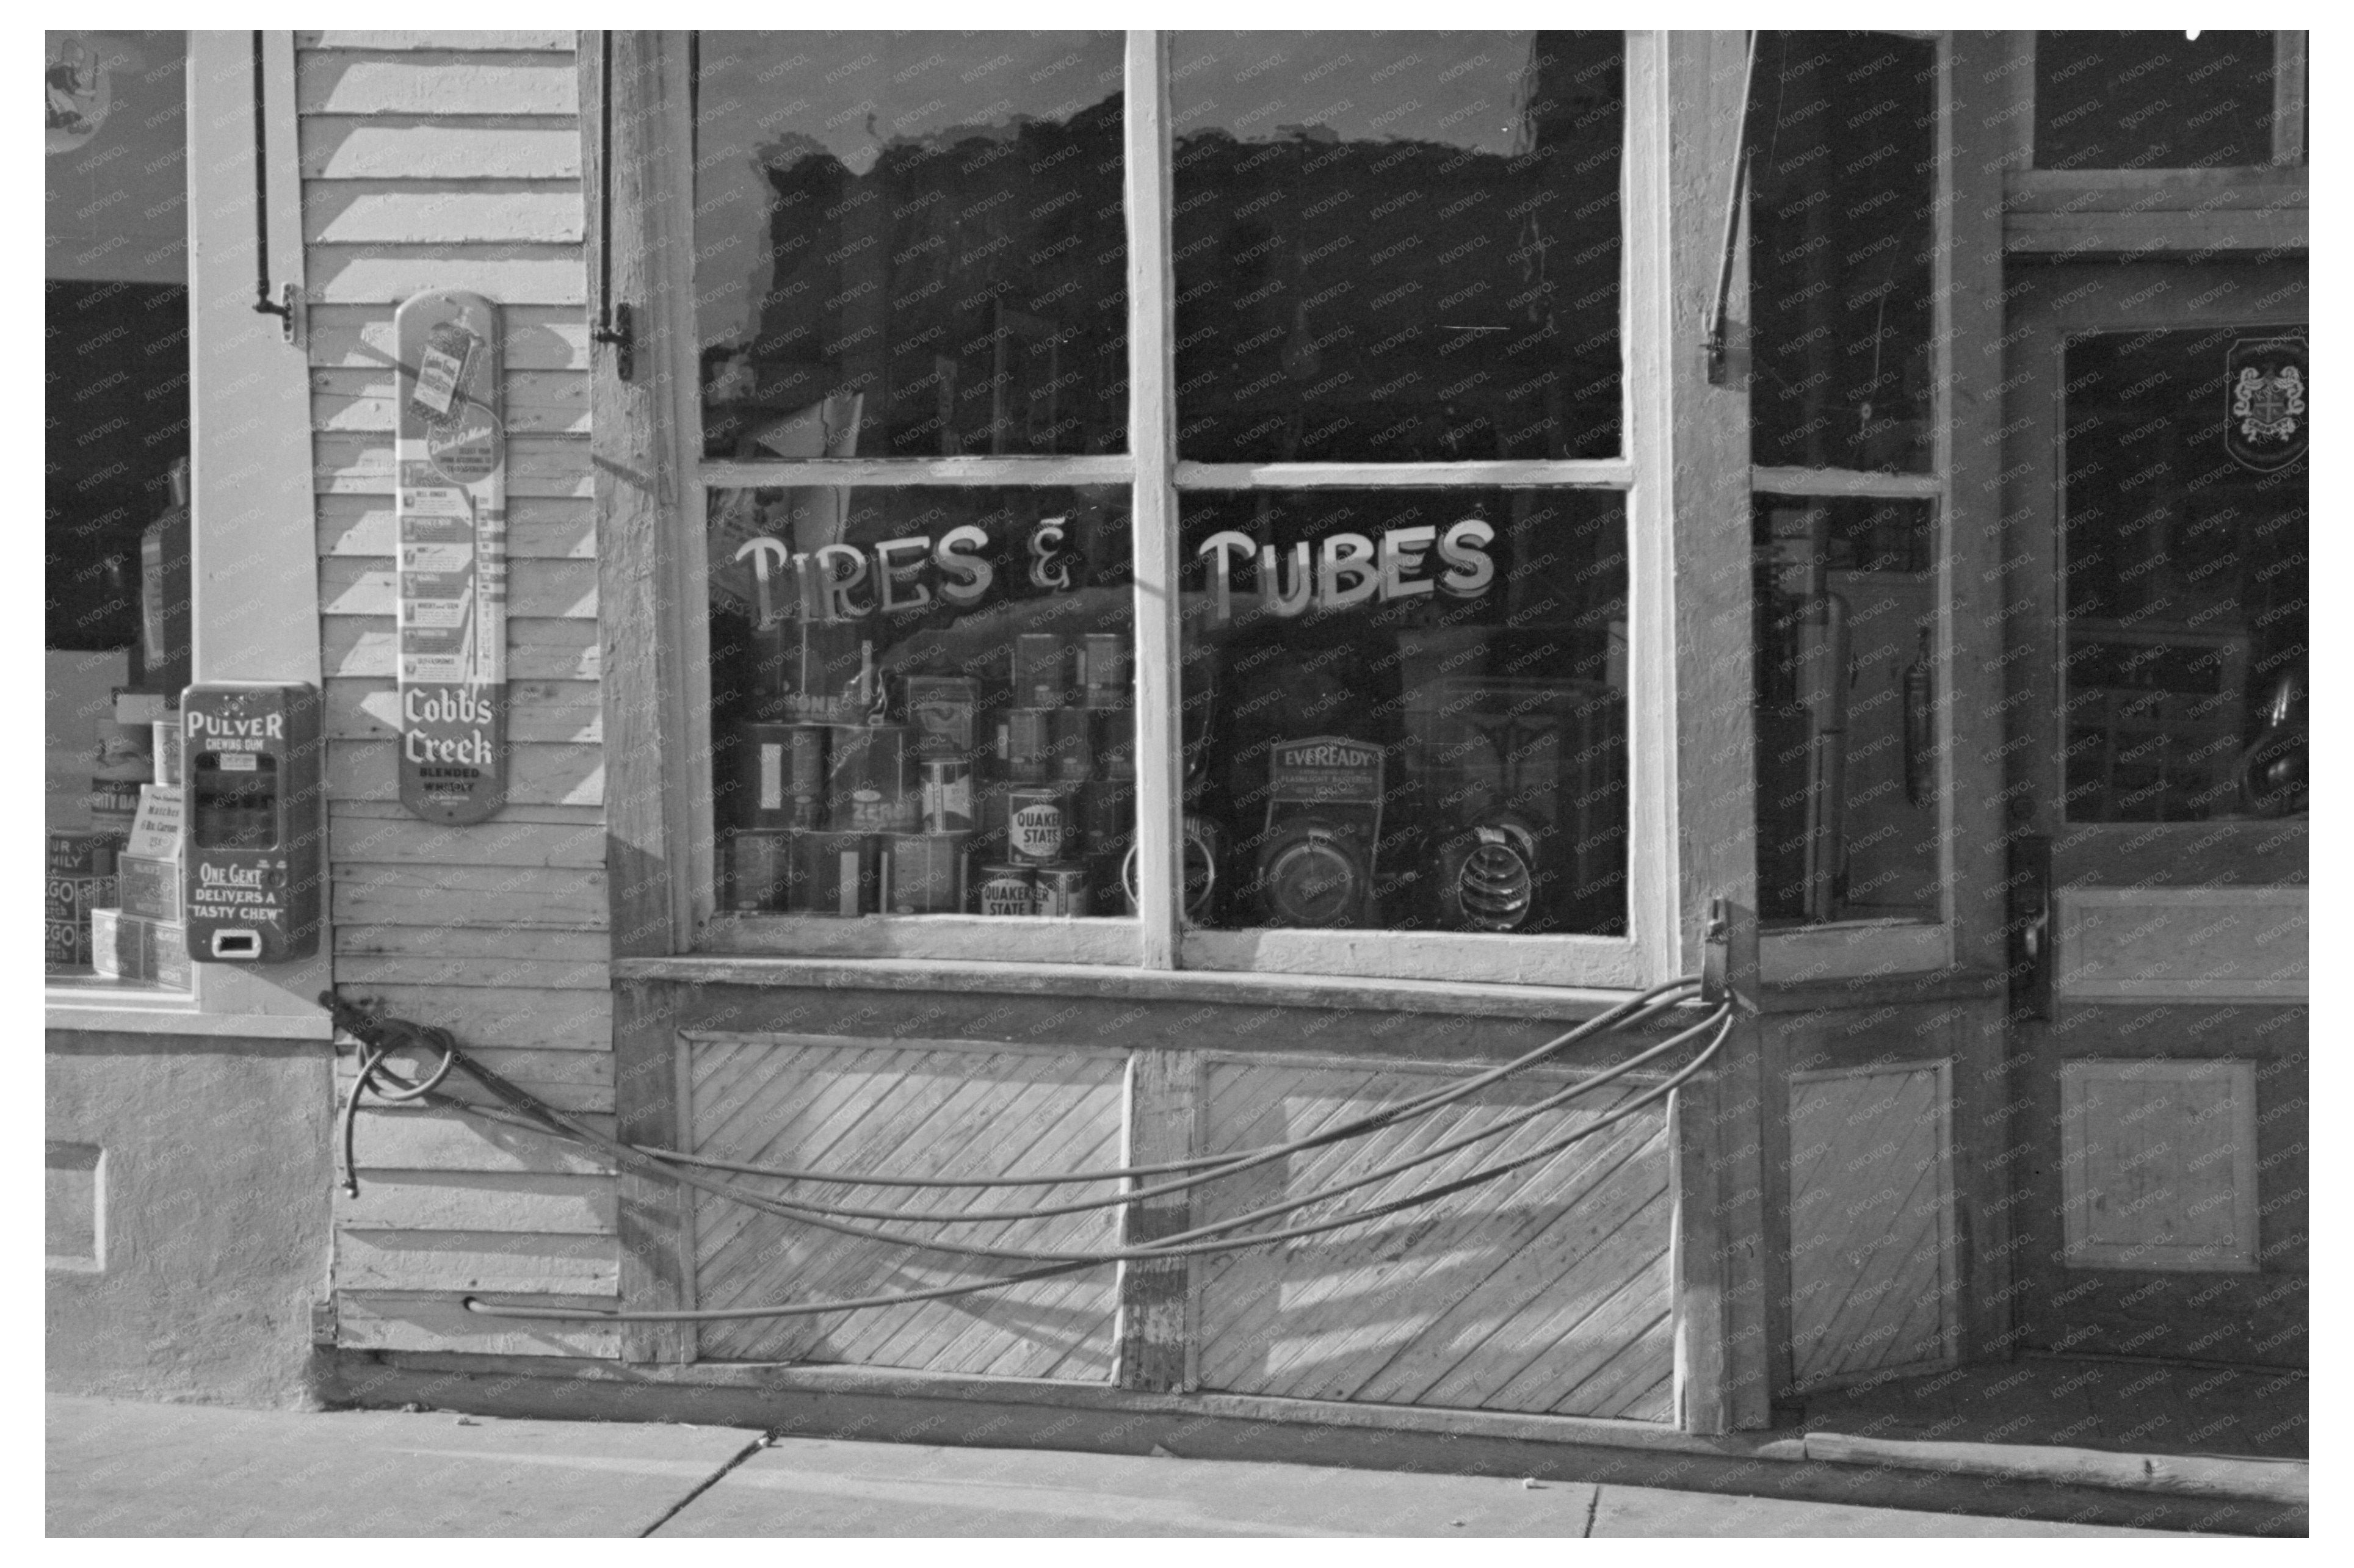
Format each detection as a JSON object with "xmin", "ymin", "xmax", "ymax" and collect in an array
[{"xmin": 48, "ymin": 1033, "xmax": 336, "ymax": 1408}]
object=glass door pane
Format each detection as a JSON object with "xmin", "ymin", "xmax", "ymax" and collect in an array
[{"xmin": 2059, "ymin": 328, "xmax": 2308, "ymax": 823}]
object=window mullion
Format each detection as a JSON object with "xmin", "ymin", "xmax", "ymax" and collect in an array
[{"xmin": 1125, "ymin": 29, "xmax": 1182, "ymax": 970}]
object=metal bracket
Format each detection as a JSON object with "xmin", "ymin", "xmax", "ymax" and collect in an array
[
  {"xmin": 1702, "ymin": 897, "xmax": 1732, "ymax": 1005},
  {"xmin": 309, "ymin": 1296, "xmax": 338, "ymax": 1347},
  {"xmin": 593, "ymin": 302, "xmax": 634, "ymax": 384}
]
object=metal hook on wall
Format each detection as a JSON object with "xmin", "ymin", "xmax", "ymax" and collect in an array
[
  {"xmin": 250, "ymin": 31, "xmax": 298, "ymax": 343},
  {"xmin": 590, "ymin": 31, "xmax": 636, "ymax": 382}
]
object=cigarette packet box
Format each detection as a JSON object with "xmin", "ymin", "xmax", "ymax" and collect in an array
[{"xmin": 117, "ymin": 852, "xmax": 184, "ymax": 922}]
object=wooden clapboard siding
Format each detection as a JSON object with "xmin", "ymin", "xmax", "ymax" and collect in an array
[
  {"xmin": 338, "ymin": 1170, "xmax": 615, "ymax": 1233},
  {"xmin": 315, "ymin": 432, "xmax": 592, "ymax": 496},
  {"xmin": 333, "ymin": 1292, "xmax": 620, "ymax": 1357},
  {"xmin": 314, "ymin": 369, "xmax": 591, "ymax": 435},
  {"xmin": 301, "ymin": 34, "xmax": 612, "ymax": 1353},
  {"xmin": 1192, "ymin": 1060, "xmax": 1676, "ymax": 1422},
  {"xmin": 335, "ymin": 1230, "xmax": 621, "ymax": 1293},
  {"xmin": 1785, "ymin": 1064, "xmax": 1955, "ymax": 1390},
  {"xmin": 324, "ymin": 616, "xmax": 598, "ymax": 680},
  {"xmin": 322, "ymin": 675, "xmax": 603, "ymax": 744},
  {"xmin": 296, "ymin": 52, "xmax": 579, "ymax": 116},
  {"xmin": 352, "ymin": 1107, "xmax": 615, "ymax": 1174},
  {"xmin": 330, "ymin": 810, "xmax": 607, "ymax": 870},
  {"xmin": 307, "ymin": 305, "xmax": 590, "ymax": 372},
  {"xmin": 327, "ymin": 740, "xmax": 603, "ymax": 805},
  {"xmin": 300, "ymin": 118, "xmax": 583, "ymax": 182},
  {"xmin": 297, "ymin": 33, "xmax": 578, "ymax": 52},
  {"xmin": 319, "ymin": 496, "xmax": 596, "ymax": 559},
  {"xmin": 686, "ymin": 1038, "xmax": 1126, "ymax": 1378},
  {"xmin": 303, "ymin": 184, "xmax": 586, "ymax": 247},
  {"xmin": 306, "ymin": 245, "xmax": 587, "ymax": 306},
  {"xmin": 318, "ymin": 557, "xmax": 597, "ymax": 619}
]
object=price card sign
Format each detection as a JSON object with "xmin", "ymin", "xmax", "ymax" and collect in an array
[{"xmin": 395, "ymin": 290, "xmax": 508, "ymax": 823}]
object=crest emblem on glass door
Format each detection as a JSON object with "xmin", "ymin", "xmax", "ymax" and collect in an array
[{"xmin": 2225, "ymin": 336, "xmax": 2307, "ymax": 472}]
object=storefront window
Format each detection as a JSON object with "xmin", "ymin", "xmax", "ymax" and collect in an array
[
  {"xmin": 707, "ymin": 484, "xmax": 1133, "ymax": 919},
  {"xmin": 1168, "ymin": 32, "xmax": 1623, "ymax": 463},
  {"xmin": 46, "ymin": 30, "xmax": 191, "ymax": 991},
  {"xmin": 666, "ymin": 31, "xmax": 1660, "ymax": 981},
  {"xmin": 1178, "ymin": 490, "xmax": 1625, "ymax": 934},
  {"xmin": 694, "ymin": 32, "xmax": 1128, "ymax": 461}
]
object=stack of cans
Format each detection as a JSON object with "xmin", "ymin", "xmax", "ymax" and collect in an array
[
  {"xmin": 977, "ymin": 632, "xmax": 1132, "ymax": 917},
  {"xmin": 726, "ymin": 632, "xmax": 1135, "ymax": 920}
]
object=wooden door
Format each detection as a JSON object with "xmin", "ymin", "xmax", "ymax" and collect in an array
[{"xmin": 2001, "ymin": 261, "xmax": 2307, "ymax": 1368}]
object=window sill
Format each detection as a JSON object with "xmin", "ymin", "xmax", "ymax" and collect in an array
[
  {"xmin": 46, "ymin": 977, "xmax": 334, "ymax": 1041},
  {"xmin": 615, "ymin": 953, "xmax": 1682, "ymax": 1024}
]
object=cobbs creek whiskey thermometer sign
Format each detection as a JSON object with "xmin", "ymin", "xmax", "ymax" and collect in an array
[{"xmin": 395, "ymin": 290, "xmax": 508, "ymax": 823}]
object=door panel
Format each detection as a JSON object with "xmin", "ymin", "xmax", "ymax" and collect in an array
[{"xmin": 2002, "ymin": 262, "xmax": 2306, "ymax": 1368}]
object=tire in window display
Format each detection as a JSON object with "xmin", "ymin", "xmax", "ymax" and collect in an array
[{"xmin": 1435, "ymin": 814, "xmax": 1544, "ymax": 933}]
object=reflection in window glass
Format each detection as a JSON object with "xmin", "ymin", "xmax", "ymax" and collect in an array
[
  {"xmin": 1176, "ymin": 491, "xmax": 1626, "ymax": 934},
  {"xmin": 1747, "ymin": 32, "xmax": 1937, "ymax": 474},
  {"xmin": 1170, "ymin": 32, "xmax": 1623, "ymax": 463},
  {"xmin": 2035, "ymin": 32, "xmax": 2280, "ymax": 172},
  {"xmin": 1752, "ymin": 496, "xmax": 1940, "ymax": 926},
  {"xmin": 694, "ymin": 33, "xmax": 1128, "ymax": 460},
  {"xmin": 2060, "ymin": 329, "xmax": 2308, "ymax": 823},
  {"xmin": 709, "ymin": 486, "xmax": 1134, "ymax": 918}
]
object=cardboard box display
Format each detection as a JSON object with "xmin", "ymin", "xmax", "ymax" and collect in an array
[
  {"xmin": 117, "ymin": 852, "xmax": 184, "ymax": 922},
  {"xmin": 90, "ymin": 908, "xmax": 191, "ymax": 988}
]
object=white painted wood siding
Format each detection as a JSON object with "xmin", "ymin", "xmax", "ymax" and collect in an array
[{"xmin": 298, "ymin": 32, "xmax": 615, "ymax": 1355}]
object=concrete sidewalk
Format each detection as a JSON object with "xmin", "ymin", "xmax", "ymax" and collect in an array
[{"xmin": 48, "ymin": 1396, "xmax": 2186, "ymax": 1537}]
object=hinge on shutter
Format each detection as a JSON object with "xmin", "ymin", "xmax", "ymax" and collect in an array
[{"xmin": 310, "ymin": 1296, "xmax": 339, "ymax": 1346}]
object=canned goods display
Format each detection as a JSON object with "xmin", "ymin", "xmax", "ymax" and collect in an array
[
  {"xmin": 1090, "ymin": 709, "xmax": 1136, "ymax": 779},
  {"xmin": 880, "ymin": 831, "xmax": 971, "ymax": 914},
  {"xmin": 1012, "ymin": 633, "xmax": 1068, "ymax": 709},
  {"xmin": 921, "ymin": 758, "xmax": 975, "ymax": 833},
  {"xmin": 789, "ymin": 829, "xmax": 878, "ymax": 917},
  {"xmin": 976, "ymin": 861, "xmax": 1035, "ymax": 916},
  {"xmin": 1003, "ymin": 708, "xmax": 1052, "ymax": 783},
  {"xmin": 727, "ymin": 829, "xmax": 793, "ymax": 911},
  {"xmin": 740, "ymin": 721, "xmax": 827, "ymax": 830},
  {"xmin": 827, "ymin": 723, "xmax": 918, "ymax": 833},
  {"xmin": 1050, "ymin": 707, "xmax": 1093, "ymax": 782},
  {"xmin": 1005, "ymin": 784, "xmax": 1075, "ymax": 864},
  {"xmin": 1034, "ymin": 863, "xmax": 1092, "ymax": 917},
  {"xmin": 1079, "ymin": 632, "xmax": 1131, "ymax": 707},
  {"xmin": 904, "ymin": 675, "xmax": 980, "ymax": 759},
  {"xmin": 1076, "ymin": 778, "xmax": 1136, "ymax": 858}
]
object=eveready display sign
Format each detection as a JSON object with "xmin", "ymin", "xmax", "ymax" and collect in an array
[{"xmin": 394, "ymin": 289, "xmax": 509, "ymax": 823}]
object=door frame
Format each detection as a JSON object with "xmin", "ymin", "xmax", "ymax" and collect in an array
[{"xmin": 1995, "ymin": 257, "xmax": 2308, "ymax": 1369}]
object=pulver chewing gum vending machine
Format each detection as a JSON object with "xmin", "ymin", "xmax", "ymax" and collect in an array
[{"xmin": 181, "ymin": 683, "xmax": 324, "ymax": 963}]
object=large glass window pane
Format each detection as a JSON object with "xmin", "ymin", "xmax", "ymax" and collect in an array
[
  {"xmin": 2059, "ymin": 328, "xmax": 2307, "ymax": 823},
  {"xmin": 708, "ymin": 485, "xmax": 1134, "ymax": 918},
  {"xmin": 1747, "ymin": 32, "xmax": 1938, "ymax": 474},
  {"xmin": 1169, "ymin": 32, "xmax": 1623, "ymax": 463},
  {"xmin": 1751, "ymin": 496, "xmax": 1940, "ymax": 925},
  {"xmin": 1176, "ymin": 490, "xmax": 1626, "ymax": 934},
  {"xmin": 694, "ymin": 33, "xmax": 1128, "ymax": 460},
  {"xmin": 2035, "ymin": 32, "xmax": 2281, "ymax": 172}
]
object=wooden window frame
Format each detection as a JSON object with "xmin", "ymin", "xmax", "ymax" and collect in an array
[
  {"xmin": 2000, "ymin": 31, "xmax": 2309, "ymax": 259},
  {"xmin": 598, "ymin": 30, "xmax": 1762, "ymax": 993}
]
